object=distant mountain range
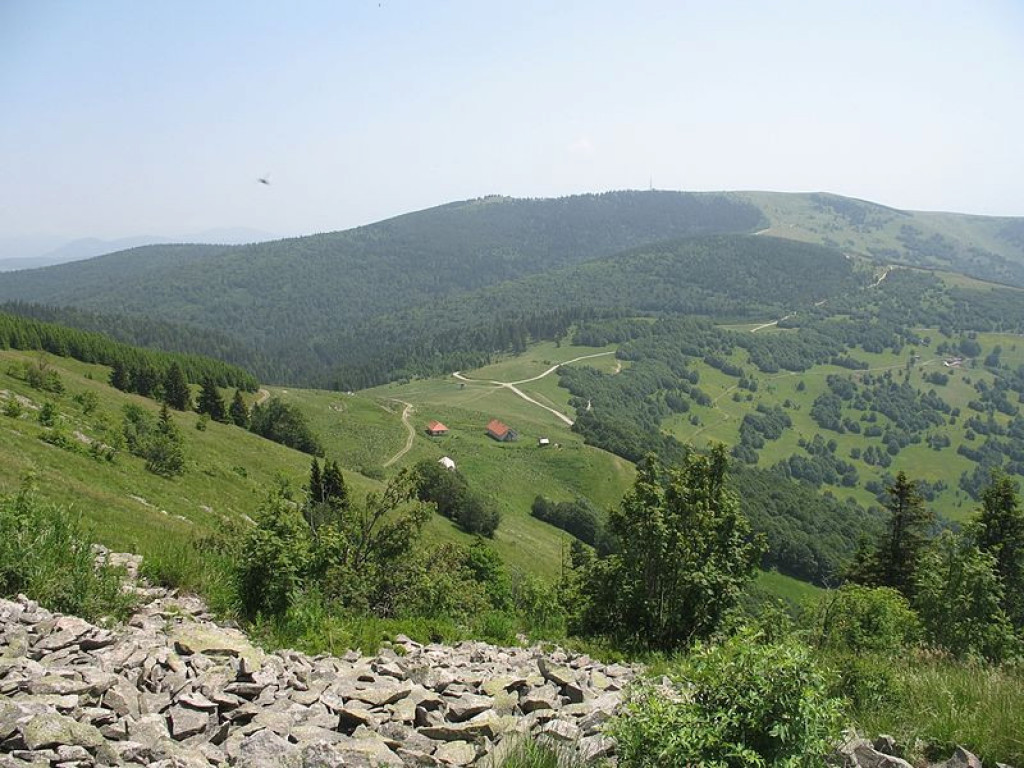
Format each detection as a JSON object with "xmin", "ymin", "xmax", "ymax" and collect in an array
[
  {"xmin": 0, "ymin": 190, "xmax": 1021, "ymax": 387},
  {"xmin": 0, "ymin": 227, "xmax": 278, "ymax": 272}
]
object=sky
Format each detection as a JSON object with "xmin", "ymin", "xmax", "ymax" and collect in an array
[{"xmin": 2, "ymin": 0, "xmax": 1023, "ymax": 242}]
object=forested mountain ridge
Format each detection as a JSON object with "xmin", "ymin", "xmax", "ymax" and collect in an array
[
  {"xmin": 324, "ymin": 234, "xmax": 863, "ymax": 389},
  {"xmin": 0, "ymin": 191, "xmax": 764, "ymax": 373},
  {"xmin": 2, "ymin": 189, "xmax": 1022, "ymax": 389}
]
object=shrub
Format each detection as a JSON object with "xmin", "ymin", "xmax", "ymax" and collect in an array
[
  {"xmin": 806, "ymin": 584, "xmax": 920, "ymax": 655},
  {"xmin": 611, "ymin": 631, "xmax": 844, "ymax": 767},
  {"xmin": 249, "ymin": 397, "xmax": 323, "ymax": 455},
  {"xmin": 0, "ymin": 483, "xmax": 135, "ymax": 622}
]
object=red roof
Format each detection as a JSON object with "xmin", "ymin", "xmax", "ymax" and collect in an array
[
  {"xmin": 427, "ymin": 420, "xmax": 449, "ymax": 432},
  {"xmin": 486, "ymin": 419, "xmax": 509, "ymax": 438}
]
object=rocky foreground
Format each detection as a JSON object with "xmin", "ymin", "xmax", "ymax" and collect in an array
[
  {"xmin": 0, "ymin": 553, "xmax": 1014, "ymax": 768},
  {"xmin": 0, "ymin": 553, "xmax": 632, "ymax": 767}
]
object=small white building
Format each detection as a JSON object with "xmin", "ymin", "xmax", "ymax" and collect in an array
[
  {"xmin": 438, "ymin": 456, "xmax": 456, "ymax": 471},
  {"xmin": 538, "ymin": 437, "xmax": 550, "ymax": 447}
]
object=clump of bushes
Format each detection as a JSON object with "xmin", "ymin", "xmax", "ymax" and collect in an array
[
  {"xmin": 413, "ymin": 459, "xmax": 500, "ymax": 537},
  {"xmin": 0, "ymin": 481, "xmax": 135, "ymax": 622},
  {"xmin": 611, "ymin": 631, "xmax": 843, "ymax": 767}
]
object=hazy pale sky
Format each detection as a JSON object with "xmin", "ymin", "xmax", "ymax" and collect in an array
[{"xmin": 2, "ymin": 0, "xmax": 1023, "ymax": 240}]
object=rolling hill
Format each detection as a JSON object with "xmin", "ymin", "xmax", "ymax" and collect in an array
[{"xmin": 1, "ymin": 190, "xmax": 1021, "ymax": 391}]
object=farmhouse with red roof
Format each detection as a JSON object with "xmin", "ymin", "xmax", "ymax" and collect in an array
[
  {"xmin": 425, "ymin": 420, "xmax": 449, "ymax": 436},
  {"xmin": 486, "ymin": 418, "xmax": 518, "ymax": 442}
]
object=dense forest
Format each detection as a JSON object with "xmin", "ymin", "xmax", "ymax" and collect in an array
[
  {"xmin": 0, "ymin": 310, "xmax": 257, "ymax": 390},
  {"xmin": 0, "ymin": 192, "xmax": 765, "ymax": 384}
]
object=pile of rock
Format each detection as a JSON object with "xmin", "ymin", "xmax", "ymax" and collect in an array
[
  {"xmin": 0, "ymin": 586, "xmax": 634, "ymax": 767},
  {"xmin": 833, "ymin": 733, "xmax": 1014, "ymax": 768}
]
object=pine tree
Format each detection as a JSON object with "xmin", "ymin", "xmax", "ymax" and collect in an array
[
  {"xmin": 878, "ymin": 472, "xmax": 932, "ymax": 598},
  {"xmin": 109, "ymin": 359, "xmax": 130, "ymax": 391},
  {"xmin": 197, "ymin": 377, "xmax": 227, "ymax": 422},
  {"xmin": 162, "ymin": 363, "xmax": 191, "ymax": 411},
  {"xmin": 322, "ymin": 460, "xmax": 349, "ymax": 510},
  {"xmin": 973, "ymin": 473, "xmax": 1024, "ymax": 628},
  {"xmin": 308, "ymin": 458, "xmax": 324, "ymax": 505},
  {"xmin": 229, "ymin": 389, "xmax": 249, "ymax": 428}
]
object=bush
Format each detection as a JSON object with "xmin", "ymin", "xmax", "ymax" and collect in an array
[
  {"xmin": 806, "ymin": 584, "xmax": 920, "ymax": 655},
  {"xmin": 611, "ymin": 631, "xmax": 843, "ymax": 767},
  {"xmin": 0, "ymin": 483, "xmax": 135, "ymax": 622},
  {"xmin": 249, "ymin": 397, "xmax": 323, "ymax": 455}
]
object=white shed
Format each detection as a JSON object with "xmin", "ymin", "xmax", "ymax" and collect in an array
[
  {"xmin": 438, "ymin": 456, "xmax": 456, "ymax": 471},
  {"xmin": 538, "ymin": 437, "xmax": 550, "ymax": 447}
]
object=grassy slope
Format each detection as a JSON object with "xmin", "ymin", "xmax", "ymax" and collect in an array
[
  {"xmin": 0, "ymin": 342, "xmax": 835, "ymax": 607},
  {"xmin": 271, "ymin": 341, "xmax": 637, "ymax": 580},
  {"xmin": 735, "ymin": 191, "xmax": 1024, "ymax": 284},
  {"xmin": 659, "ymin": 323, "xmax": 1024, "ymax": 522},
  {"xmin": 0, "ymin": 350, "xmax": 383, "ymax": 559}
]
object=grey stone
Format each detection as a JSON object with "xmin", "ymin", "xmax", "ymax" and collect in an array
[
  {"xmin": 942, "ymin": 747, "xmax": 984, "ymax": 768},
  {"xmin": 445, "ymin": 692, "xmax": 494, "ymax": 722},
  {"xmin": 168, "ymin": 704, "xmax": 210, "ymax": 740},
  {"xmin": 234, "ymin": 729, "xmax": 301, "ymax": 768},
  {"xmin": 21, "ymin": 713, "xmax": 105, "ymax": 750},
  {"xmin": 301, "ymin": 737, "xmax": 403, "ymax": 768},
  {"xmin": 579, "ymin": 734, "xmax": 616, "ymax": 761},
  {"xmin": 539, "ymin": 718, "xmax": 581, "ymax": 742},
  {"xmin": 520, "ymin": 685, "xmax": 559, "ymax": 713},
  {"xmin": 348, "ymin": 680, "xmax": 413, "ymax": 707},
  {"xmin": 127, "ymin": 713, "xmax": 170, "ymax": 748},
  {"xmin": 433, "ymin": 740, "xmax": 476, "ymax": 765}
]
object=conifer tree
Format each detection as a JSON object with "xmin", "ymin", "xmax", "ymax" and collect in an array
[
  {"xmin": 877, "ymin": 472, "xmax": 932, "ymax": 598},
  {"xmin": 197, "ymin": 377, "xmax": 227, "ymax": 422},
  {"xmin": 308, "ymin": 458, "xmax": 324, "ymax": 505},
  {"xmin": 322, "ymin": 460, "xmax": 349, "ymax": 510},
  {"xmin": 162, "ymin": 362, "xmax": 191, "ymax": 411},
  {"xmin": 973, "ymin": 473, "xmax": 1024, "ymax": 628},
  {"xmin": 229, "ymin": 389, "xmax": 249, "ymax": 428},
  {"xmin": 110, "ymin": 359, "xmax": 130, "ymax": 391}
]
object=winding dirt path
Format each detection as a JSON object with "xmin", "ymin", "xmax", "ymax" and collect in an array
[
  {"xmin": 452, "ymin": 350, "xmax": 615, "ymax": 426},
  {"xmin": 255, "ymin": 388, "xmax": 271, "ymax": 405},
  {"xmin": 383, "ymin": 400, "xmax": 415, "ymax": 467}
]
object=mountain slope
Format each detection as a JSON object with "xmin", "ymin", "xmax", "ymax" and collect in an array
[
  {"xmin": 0, "ymin": 192, "xmax": 764, "ymax": 381},
  {"xmin": 736, "ymin": 191, "xmax": 1024, "ymax": 285}
]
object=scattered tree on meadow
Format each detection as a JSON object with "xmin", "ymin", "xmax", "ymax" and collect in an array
[
  {"xmin": 162, "ymin": 362, "xmax": 191, "ymax": 411},
  {"xmin": 229, "ymin": 389, "xmax": 249, "ymax": 427},
  {"xmin": 196, "ymin": 377, "xmax": 227, "ymax": 422},
  {"xmin": 249, "ymin": 397, "xmax": 323, "ymax": 455},
  {"xmin": 109, "ymin": 360, "xmax": 130, "ymax": 391}
]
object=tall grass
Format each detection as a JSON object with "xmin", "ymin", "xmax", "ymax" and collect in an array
[
  {"xmin": 849, "ymin": 657, "xmax": 1024, "ymax": 765},
  {"xmin": 489, "ymin": 737, "xmax": 595, "ymax": 768},
  {"xmin": 0, "ymin": 483, "xmax": 135, "ymax": 622}
]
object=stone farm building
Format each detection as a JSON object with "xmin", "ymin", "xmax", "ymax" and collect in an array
[
  {"xmin": 425, "ymin": 420, "xmax": 449, "ymax": 436},
  {"xmin": 486, "ymin": 419, "xmax": 518, "ymax": 442}
]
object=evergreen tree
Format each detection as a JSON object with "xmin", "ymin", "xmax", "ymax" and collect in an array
[
  {"xmin": 229, "ymin": 389, "xmax": 249, "ymax": 427},
  {"xmin": 197, "ymin": 377, "xmax": 227, "ymax": 422},
  {"xmin": 973, "ymin": 473, "xmax": 1024, "ymax": 628},
  {"xmin": 308, "ymin": 458, "xmax": 324, "ymax": 505},
  {"xmin": 109, "ymin": 359, "xmax": 130, "ymax": 391},
  {"xmin": 131, "ymin": 364, "xmax": 160, "ymax": 398},
  {"xmin": 322, "ymin": 460, "xmax": 349, "ymax": 510},
  {"xmin": 162, "ymin": 362, "xmax": 191, "ymax": 411},
  {"xmin": 877, "ymin": 472, "xmax": 932, "ymax": 598},
  {"xmin": 145, "ymin": 404, "xmax": 185, "ymax": 477}
]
